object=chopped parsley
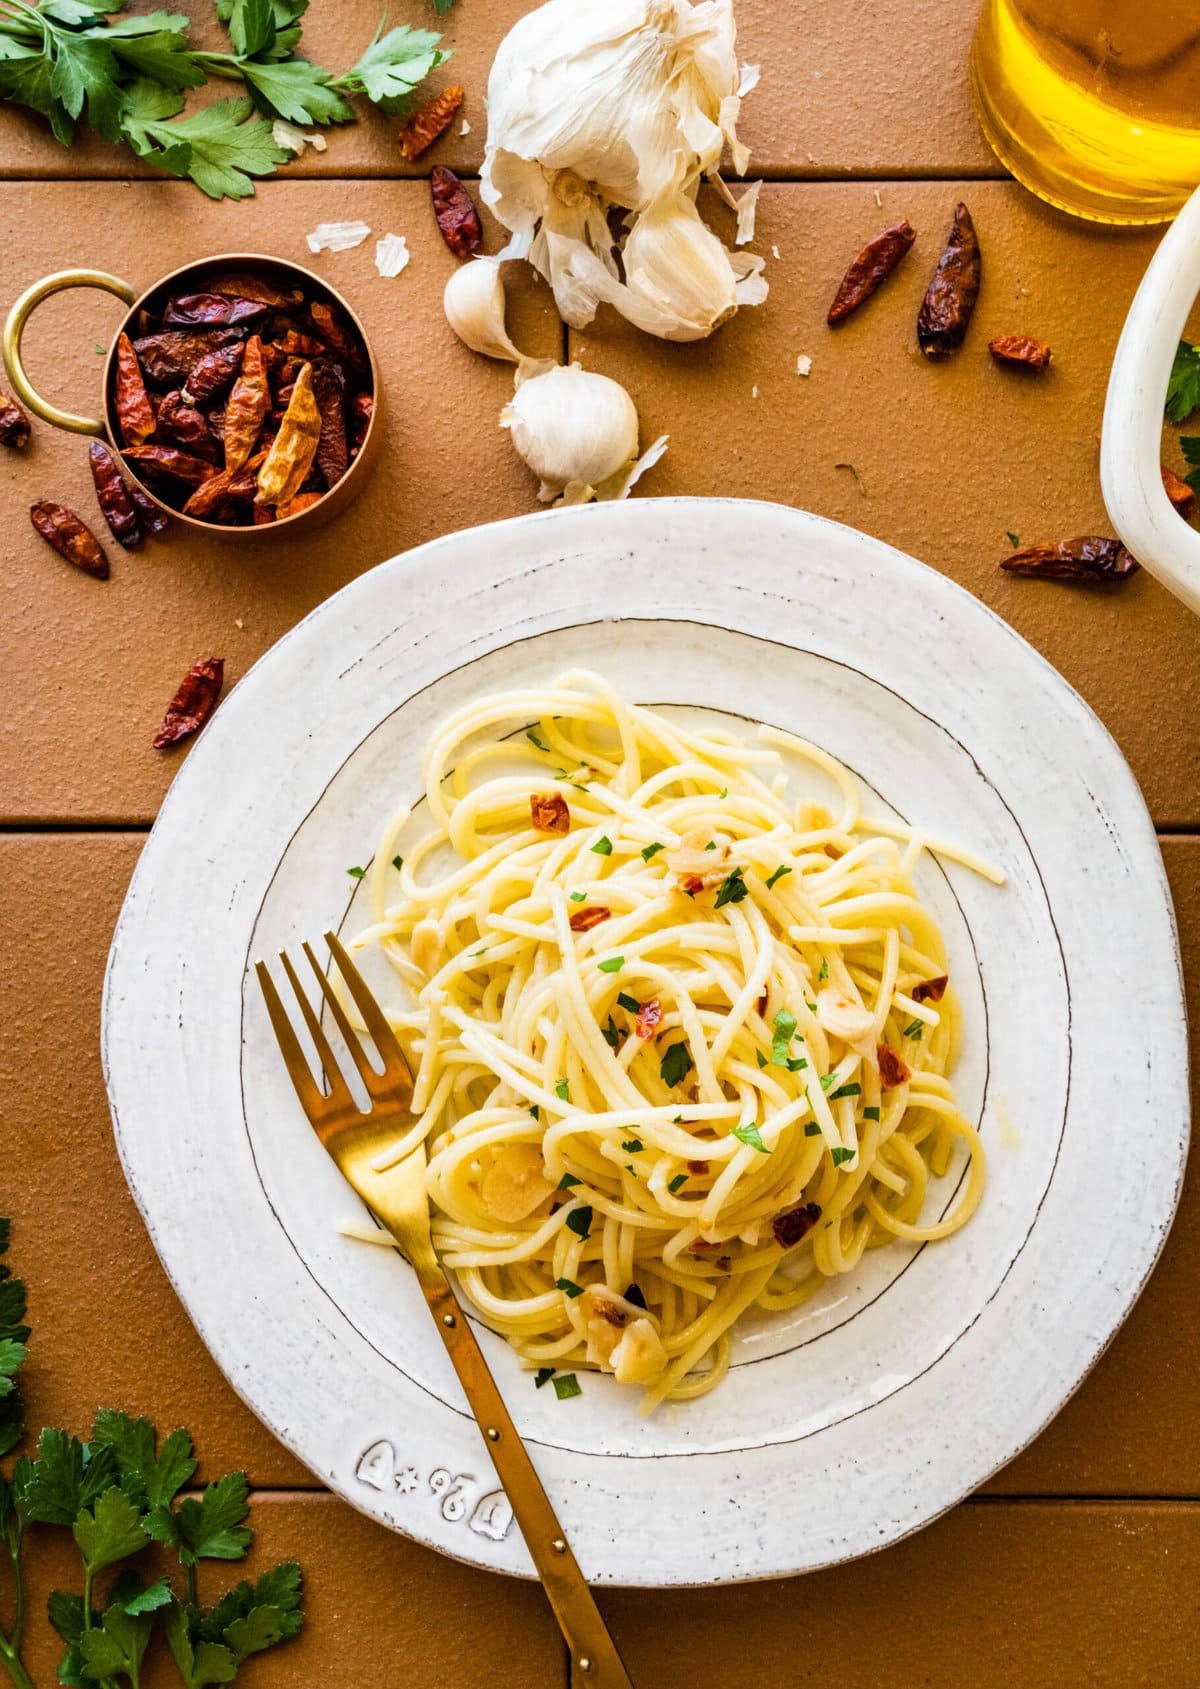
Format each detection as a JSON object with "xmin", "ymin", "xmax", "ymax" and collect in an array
[
  {"xmin": 569, "ymin": 890, "xmax": 587, "ymax": 902},
  {"xmin": 903, "ymin": 1019, "xmax": 924, "ymax": 1041},
  {"xmin": 714, "ymin": 866, "xmax": 749, "ymax": 909},
  {"xmin": 660, "ymin": 1042, "xmax": 694, "ymax": 1087},
  {"xmin": 617, "ymin": 991, "xmax": 641, "ymax": 1013},
  {"xmin": 555, "ymin": 1078, "xmax": 570, "ymax": 1101},
  {"xmin": 621, "ymin": 1138, "xmax": 644, "ymax": 1153},
  {"xmin": 830, "ymin": 1147, "xmax": 856, "ymax": 1167},
  {"xmin": 862, "ymin": 1106, "xmax": 881, "ymax": 1121},
  {"xmin": 641, "ymin": 842, "xmax": 666, "ymax": 861},
  {"xmin": 667, "ymin": 1174, "xmax": 688, "ymax": 1193},
  {"xmin": 591, "ymin": 835, "xmax": 613, "ymax": 856},
  {"xmin": 719, "ymin": 788, "xmax": 728, "ymax": 799},
  {"xmin": 557, "ymin": 770, "xmax": 589, "ymax": 792},
  {"xmin": 602, "ymin": 1015, "xmax": 622, "ymax": 1049},
  {"xmin": 94, "ymin": 343, "xmax": 106, "ymax": 356},
  {"xmin": 346, "ymin": 865, "xmax": 366, "ymax": 879},
  {"xmin": 470, "ymin": 946, "xmax": 489, "ymax": 957},
  {"xmin": 565, "ymin": 1205, "xmax": 593, "ymax": 1239},
  {"xmin": 598, "ymin": 955, "xmax": 625, "ymax": 974},
  {"xmin": 553, "ymin": 1373, "xmax": 582, "ymax": 1400},
  {"xmin": 804, "ymin": 1122, "xmax": 822, "ymax": 1136},
  {"xmin": 771, "ymin": 1009, "xmax": 797, "ymax": 1067},
  {"xmin": 820, "ymin": 1072, "xmax": 838, "ymax": 1091},
  {"xmin": 818, "ymin": 958, "xmax": 829, "ymax": 982},
  {"xmin": 555, "ymin": 1277, "xmax": 583, "ymax": 1298},
  {"xmin": 529, "ymin": 1105, "xmax": 540, "ymax": 1120},
  {"xmin": 733, "ymin": 1122, "xmax": 769, "ymax": 1153},
  {"xmin": 534, "ymin": 1367, "xmax": 556, "ymax": 1388},
  {"xmin": 557, "ymin": 1172, "xmax": 581, "ymax": 1190},
  {"xmin": 625, "ymin": 1164, "xmax": 636, "ymax": 1175},
  {"xmin": 755, "ymin": 1049, "xmax": 768, "ymax": 1069},
  {"xmin": 526, "ymin": 730, "xmax": 550, "ymax": 751},
  {"xmin": 830, "ymin": 1082, "xmax": 862, "ymax": 1100},
  {"xmin": 786, "ymin": 1056, "xmax": 808, "ymax": 1072},
  {"xmin": 705, "ymin": 840, "xmax": 717, "ymax": 851},
  {"xmin": 765, "ymin": 864, "xmax": 792, "ymax": 891},
  {"xmin": 1005, "ymin": 530, "xmax": 1020, "ymax": 549},
  {"xmin": 624, "ymin": 1282, "xmax": 647, "ymax": 1309},
  {"xmin": 391, "ymin": 855, "xmax": 403, "ymax": 870}
]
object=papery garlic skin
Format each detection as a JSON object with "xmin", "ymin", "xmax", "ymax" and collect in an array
[
  {"xmin": 481, "ymin": 0, "xmax": 766, "ymax": 342},
  {"xmin": 499, "ymin": 363, "xmax": 667, "ymax": 506}
]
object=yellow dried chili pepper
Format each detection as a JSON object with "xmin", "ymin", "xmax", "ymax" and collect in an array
[
  {"xmin": 223, "ymin": 333, "xmax": 270, "ymax": 473},
  {"xmin": 256, "ymin": 362, "xmax": 320, "ymax": 508}
]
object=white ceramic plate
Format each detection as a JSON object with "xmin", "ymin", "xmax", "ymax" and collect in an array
[{"xmin": 102, "ymin": 498, "xmax": 1188, "ymax": 1587}]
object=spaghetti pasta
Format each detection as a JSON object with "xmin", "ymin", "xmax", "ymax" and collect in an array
[{"xmin": 348, "ymin": 672, "xmax": 992, "ymax": 1410}]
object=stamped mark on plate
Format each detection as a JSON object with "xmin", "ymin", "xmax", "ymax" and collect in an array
[{"xmin": 355, "ymin": 1440, "xmax": 514, "ymax": 1541}]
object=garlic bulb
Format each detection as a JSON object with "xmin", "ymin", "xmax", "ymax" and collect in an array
[
  {"xmin": 500, "ymin": 363, "xmax": 668, "ymax": 505},
  {"xmin": 481, "ymin": 0, "xmax": 767, "ymax": 342}
]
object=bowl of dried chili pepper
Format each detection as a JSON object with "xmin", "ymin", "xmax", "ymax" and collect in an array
[{"xmin": 2, "ymin": 253, "xmax": 380, "ymax": 534}]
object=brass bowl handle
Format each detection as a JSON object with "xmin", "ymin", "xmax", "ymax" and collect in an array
[{"xmin": 3, "ymin": 269, "xmax": 137, "ymax": 436}]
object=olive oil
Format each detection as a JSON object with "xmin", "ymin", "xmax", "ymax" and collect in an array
[{"xmin": 970, "ymin": 0, "xmax": 1200, "ymax": 224}]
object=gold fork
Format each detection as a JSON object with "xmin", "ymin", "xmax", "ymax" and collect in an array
[{"xmin": 255, "ymin": 930, "xmax": 634, "ymax": 1688}]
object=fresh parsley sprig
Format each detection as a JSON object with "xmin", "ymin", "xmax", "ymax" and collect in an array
[{"xmin": 1166, "ymin": 338, "xmax": 1200, "ymax": 424}]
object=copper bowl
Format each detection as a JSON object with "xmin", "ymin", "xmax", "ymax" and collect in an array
[{"xmin": 2, "ymin": 251, "xmax": 381, "ymax": 539}]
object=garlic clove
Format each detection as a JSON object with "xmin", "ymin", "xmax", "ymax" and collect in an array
[
  {"xmin": 410, "ymin": 916, "xmax": 444, "ymax": 979},
  {"xmin": 610, "ymin": 1316, "xmax": 668, "ymax": 1384},
  {"xmin": 443, "ymin": 257, "xmax": 525, "ymax": 364},
  {"xmin": 480, "ymin": 1142, "xmax": 556, "ymax": 1222},
  {"xmin": 816, "ymin": 986, "xmax": 874, "ymax": 1046}
]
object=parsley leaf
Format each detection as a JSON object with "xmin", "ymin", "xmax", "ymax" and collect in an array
[
  {"xmin": 591, "ymin": 835, "xmax": 613, "ymax": 856},
  {"xmin": 863, "ymin": 1106, "xmax": 881, "ymax": 1121},
  {"xmin": 818, "ymin": 957, "xmax": 829, "ymax": 981},
  {"xmin": 620, "ymin": 1138, "xmax": 643, "ymax": 1153},
  {"xmin": 765, "ymin": 864, "xmax": 792, "ymax": 890},
  {"xmin": 526, "ymin": 730, "xmax": 549, "ymax": 751},
  {"xmin": 331, "ymin": 22, "xmax": 447, "ymax": 116},
  {"xmin": 557, "ymin": 1172, "xmax": 581, "ymax": 1190},
  {"xmin": 346, "ymin": 865, "xmax": 366, "ymax": 878},
  {"xmin": 555, "ymin": 1277, "xmax": 583, "ymax": 1299},
  {"xmin": 830, "ymin": 1146, "xmax": 856, "ymax": 1167},
  {"xmin": 755, "ymin": 1049, "xmax": 768, "ymax": 1068},
  {"xmin": 624, "ymin": 1282, "xmax": 647, "ymax": 1309},
  {"xmin": 163, "ymin": 1600, "xmax": 239, "ymax": 1689},
  {"xmin": 569, "ymin": 890, "xmax": 587, "ymax": 902},
  {"xmin": 601, "ymin": 1015, "xmax": 621, "ymax": 1049},
  {"xmin": 733, "ymin": 1122, "xmax": 769, "ymax": 1153},
  {"xmin": 616, "ymin": 991, "xmax": 640, "ymax": 1013},
  {"xmin": 76, "ymin": 1576, "xmax": 162, "ymax": 1684},
  {"xmin": 704, "ymin": 840, "xmax": 717, "ymax": 851},
  {"xmin": 553, "ymin": 1373, "xmax": 582, "ymax": 1400},
  {"xmin": 1005, "ymin": 530, "xmax": 1020, "ymax": 549},
  {"xmin": 903, "ymin": 1019, "xmax": 924, "ymax": 1041},
  {"xmin": 528, "ymin": 1105, "xmax": 540, "ymax": 1120},
  {"xmin": 771, "ymin": 1009, "xmax": 797, "ymax": 1067},
  {"xmin": 391, "ymin": 854, "xmax": 403, "ymax": 870},
  {"xmin": 1166, "ymin": 338, "xmax": 1200, "ymax": 423},
  {"xmin": 0, "ymin": 1219, "xmax": 27, "ymax": 1458},
  {"xmin": 804, "ymin": 1121, "xmax": 822, "ymax": 1136},
  {"xmin": 1182, "ymin": 434, "xmax": 1200, "ymax": 497},
  {"xmin": 714, "ymin": 866, "xmax": 748, "ymax": 909},
  {"xmin": 565, "ymin": 1205, "xmax": 593, "ymax": 1239},
  {"xmin": 597, "ymin": 955, "xmax": 624, "ymax": 974},
  {"xmin": 122, "ymin": 87, "xmax": 290, "ymax": 201},
  {"xmin": 555, "ymin": 1078, "xmax": 570, "ymax": 1102},
  {"xmin": 238, "ymin": 54, "xmax": 353, "ymax": 123},
  {"xmin": 830, "ymin": 1082, "xmax": 862, "ymax": 1100},
  {"xmin": 534, "ymin": 1367, "xmax": 555, "ymax": 1388},
  {"xmin": 18, "ymin": 1428, "xmax": 116, "ymax": 1526},
  {"xmin": 74, "ymin": 1485, "xmax": 149, "ymax": 1575},
  {"xmin": 667, "ymin": 1174, "xmax": 687, "ymax": 1193},
  {"xmin": 641, "ymin": 842, "xmax": 665, "ymax": 861},
  {"xmin": 144, "ymin": 1470, "xmax": 252, "ymax": 1565},
  {"xmin": 659, "ymin": 1041, "xmax": 693, "ymax": 1087}
]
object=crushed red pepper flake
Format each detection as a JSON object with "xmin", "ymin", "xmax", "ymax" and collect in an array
[
  {"xmin": 686, "ymin": 1160, "xmax": 711, "ymax": 1175},
  {"xmin": 397, "ymin": 84, "xmax": 464, "ymax": 161},
  {"xmin": 988, "ymin": 334, "xmax": 1052, "ymax": 371},
  {"xmin": 531, "ymin": 792, "xmax": 570, "ymax": 834},
  {"xmin": 772, "ymin": 1202, "xmax": 822, "ymax": 1249},
  {"xmin": 569, "ymin": 904, "xmax": 611, "ymax": 933},
  {"xmin": 153, "ymin": 656, "xmax": 225, "ymax": 750},
  {"xmin": 1162, "ymin": 465, "xmax": 1197, "ymax": 516},
  {"xmin": 911, "ymin": 974, "xmax": 948, "ymax": 1004},
  {"xmin": 635, "ymin": 998, "xmax": 663, "ymax": 1041},
  {"xmin": 877, "ymin": 1043, "xmax": 911, "ymax": 1088}
]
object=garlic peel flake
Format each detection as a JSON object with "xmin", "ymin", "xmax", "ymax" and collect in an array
[
  {"xmin": 274, "ymin": 119, "xmax": 326, "ymax": 155},
  {"xmin": 306, "ymin": 220, "xmax": 371, "ymax": 254},
  {"xmin": 375, "ymin": 234, "xmax": 411, "ymax": 278}
]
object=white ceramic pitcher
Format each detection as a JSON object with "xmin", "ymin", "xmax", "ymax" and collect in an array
[{"xmin": 1102, "ymin": 185, "xmax": 1200, "ymax": 615}]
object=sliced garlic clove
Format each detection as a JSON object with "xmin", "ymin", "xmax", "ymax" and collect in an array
[
  {"xmin": 610, "ymin": 1316, "xmax": 668, "ymax": 1384},
  {"xmin": 480, "ymin": 1142, "xmax": 556, "ymax": 1222},
  {"xmin": 410, "ymin": 917, "xmax": 444, "ymax": 979},
  {"xmin": 816, "ymin": 986, "xmax": 874, "ymax": 1045}
]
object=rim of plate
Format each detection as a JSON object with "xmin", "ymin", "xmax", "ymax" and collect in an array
[{"xmin": 101, "ymin": 497, "xmax": 1189, "ymax": 1588}]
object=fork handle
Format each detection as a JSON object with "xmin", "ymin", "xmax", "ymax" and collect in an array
[{"xmin": 418, "ymin": 1269, "xmax": 635, "ymax": 1688}]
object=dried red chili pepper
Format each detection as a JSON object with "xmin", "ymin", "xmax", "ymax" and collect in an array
[
  {"xmin": 133, "ymin": 327, "xmax": 243, "ymax": 386},
  {"xmin": 29, "ymin": 500, "xmax": 108, "ymax": 578},
  {"xmin": 163, "ymin": 293, "xmax": 269, "ymax": 329},
  {"xmin": 308, "ymin": 302, "xmax": 367, "ymax": 375},
  {"xmin": 207, "ymin": 405, "xmax": 226, "ymax": 448},
  {"xmin": 126, "ymin": 479, "xmax": 170, "ymax": 535},
  {"xmin": 223, "ymin": 334, "xmax": 270, "ymax": 473},
  {"xmin": 827, "ymin": 219, "xmax": 916, "ymax": 326},
  {"xmin": 917, "ymin": 202, "xmax": 980, "ymax": 359},
  {"xmin": 310, "ymin": 360, "xmax": 348, "ymax": 489},
  {"xmin": 277, "ymin": 329, "xmax": 328, "ymax": 361},
  {"xmin": 123, "ymin": 444, "xmax": 219, "ymax": 488},
  {"xmin": 182, "ymin": 452, "xmax": 266, "ymax": 519},
  {"xmin": 206, "ymin": 272, "xmax": 301, "ymax": 308},
  {"xmin": 155, "ymin": 390, "xmax": 220, "ymax": 462},
  {"xmin": 113, "ymin": 331, "xmax": 156, "ymax": 445},
  {"xmin": 772, "ymin": 1203, "xmax": 821, "ymax": 1250},
  {"xmin": 1000, "ymin": 536, "xmax": 1139, "ymax": 581},
  {"xmin": 1162, "ymin": 465, "xmax": 1197, "ymax": 516},
  {"xmin": 635, "ymin": 999, "xmax": 663, "ymax": 1041},
  {"xmin": 910, "ymin": 974, "xmax": 948, "ymax": 1004},
  {"xmin": 0, "ymin": 387, "xmax": 31, "ymax": 447},
  {"xmin": 531, "ymin": 793, "xmax": 570, "ymax": 834},
  {"xmin": 877, "ymin": 1044, "xmax": 911, "ymax": 1088},
  {"xmin": 568, "ymin": 904, "xmax": 611, "ymax": 933},
  {"xmin": 153, "ymin": 656, "xmax": 224, "ymax": 750},
  {"xmin": 252, "ymin": 502, "xmax": 277, "ymax": 525},
  {"xmin": 277, "ymin": 491, "xmax": 324, "ymax": 518},
  {"xmin": 87, "ymin": 440, "xmax": 142, "ymax": 549},
  {"xmin": 988, "ymin": 334, "xmax": 1052, "ymax": 371},
  {"xmin": 430, "ymin": 165, "xmax": 483, "ymax": 258},
  {"xmin": 182, "ymin": 340, "xmax": 245, "ymax": 405},
  {"xmin": 349, "ymin": 391, "xmax": 373, "ymax": 458},
  {"xmin": 398, "ymin": 84, "xmax": 464, "ymax": 161},
  {"xmin": 256, "ymin": 364, "xmax": 321, "ymax": 507}
]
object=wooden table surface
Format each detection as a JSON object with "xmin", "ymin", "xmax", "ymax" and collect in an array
[{"xmin": 2, "ymin": 3, "xmax": 1197, "ymax": 1685}]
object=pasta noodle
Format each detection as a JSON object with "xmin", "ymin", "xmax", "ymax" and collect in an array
[{"xmin": 347, "ymin": 672, "xmax": 993, "ymax": 1410}]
